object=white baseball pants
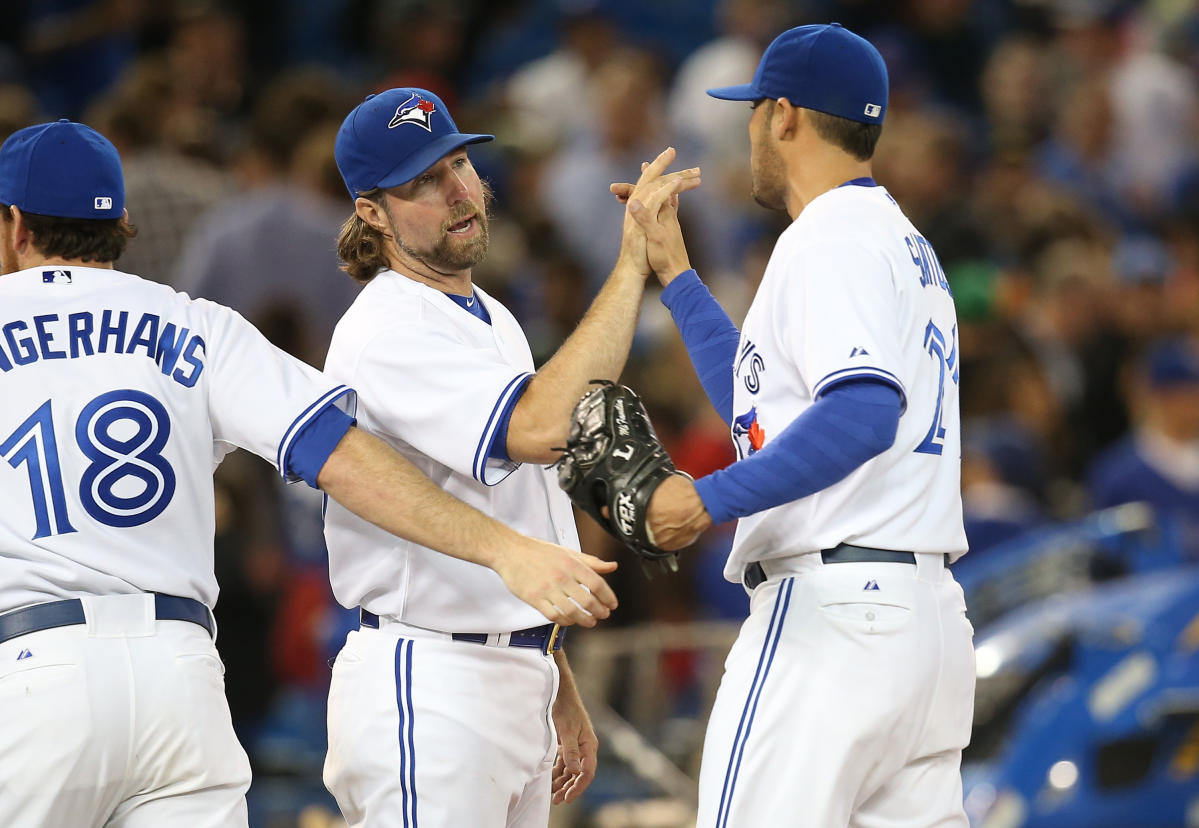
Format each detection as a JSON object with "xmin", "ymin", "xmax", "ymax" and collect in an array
[
  {"xmin": 324, "ymin": 624, "xmax": 561, "ymax": 827},
  {"xmin": 0, "ymin": 593, "xmax": 250, "ymax": 827},
  {"xmin": 697, "ymin": 553, "xmax": 976, "ymax": 828}
]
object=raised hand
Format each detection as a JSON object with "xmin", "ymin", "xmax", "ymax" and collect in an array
[
  {"xmin": 611, "ymin": 149, "xmax": 698, "ymax": 287},
  {"xmin": 615, "ymin": 147, "xmax": 700, "ymax": 280}
]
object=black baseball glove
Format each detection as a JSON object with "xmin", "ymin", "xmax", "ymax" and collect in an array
[{"xmin": 555, "ymin": 381, "xmax": 683, "ymax": 575}]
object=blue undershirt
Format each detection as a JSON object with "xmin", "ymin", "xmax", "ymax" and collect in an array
[
  {"xmin": 661, "ymin": 269, "xmax": 903, "ymax": 524},
  {"xmin": 286, "ymin": 404, "xmax": 355, "ymax": 488}
]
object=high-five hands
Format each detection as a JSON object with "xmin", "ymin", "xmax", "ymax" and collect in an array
[
  {"xmin": 611, "ymin": 147, "xmax": 697, "ymax": 287},
  {"xmin": 614, "ymin": 147, "xmax": 699, "ymax": 281}
]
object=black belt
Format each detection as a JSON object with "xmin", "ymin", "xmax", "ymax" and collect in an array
[
  {"xmin": 743, "ymin": 544, "xmax": 923, "ymax": 590},
  {"xmin": 359, "ymin": 609, "xmax": 565, "ymax": 653},
  {"xmin": 0, "ymin": 594, "xmax": 214, "ymax": 645}
]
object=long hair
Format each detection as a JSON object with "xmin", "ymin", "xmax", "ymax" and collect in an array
[{"xmin": 336, "ymin": 188, "xmax": 388, "ymax": 285}]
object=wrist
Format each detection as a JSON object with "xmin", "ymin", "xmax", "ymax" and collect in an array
[
  {"xmin": 478, "ymin": 525, "xmax": 519, "ymax": 572},
  {"xmin": 658, "ymin": 261, "xmax": 693, "ymax": 286},
  {"xmin": 616, "ymin": 251, "xmax": 651, "ymax": 280}
]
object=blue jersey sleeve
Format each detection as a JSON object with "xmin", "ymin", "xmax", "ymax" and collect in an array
[
  {"xmin": 487, "ymin": 374, "xmax": 533, "ymax": 462},
  {"xmin": 284, "ymin": 404, "xmax": 356, "ymax": 489},
  {"xmin": 693, "ymin": 379, "xmax": 902, "ymax": 524},
  {"xmin": 660, "ymin": 270, "xmax": 741, "ymax": 425}
]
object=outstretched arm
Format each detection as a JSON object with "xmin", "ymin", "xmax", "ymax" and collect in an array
[
  {"xmin": 647, "ymin": 379, "xmax": 903, "ymax": 548},
  {"xmin": 614, "ymin": 175, "xmax": 740, "ymax": 423},
  {"xmin": 317, "ymin": 426, "xmax": 618, "ymax": 626},
  {"xmin": 505, "ymin": 148, "xmax": 701, "ymax": 464}
]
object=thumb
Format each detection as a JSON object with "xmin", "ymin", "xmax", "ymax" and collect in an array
[
  {"xmin": 628, "ymin": 200, "xmax": 652, "ymax": 226},
  {"xmin": 581, "ymin": 553, "xmax": 618, "ymax": 573}
]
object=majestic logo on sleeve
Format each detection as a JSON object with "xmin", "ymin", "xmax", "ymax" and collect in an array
[
  {"xmin": 388, "ymin": 94, "xmax": 436, "ymax": 131},
  {"xmin": 733, "ymin": 406, "xmax": 765, "ymax": 457}
]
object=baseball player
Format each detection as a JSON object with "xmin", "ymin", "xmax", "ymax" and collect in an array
[
  {"xmin": 321, "ymin": 88, "xmax": 698, "ymax": 826},
  {"xmin": 0, "ymin": 120, "xmax": 616, "ymax": 828},
  {"xmin": 615, "ymin": 24, "xmax": 977, "ymax": 827}
]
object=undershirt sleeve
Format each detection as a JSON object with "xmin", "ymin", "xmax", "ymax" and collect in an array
[
  {"xmin": 284, "ymin": 405, "xmax": 356, "ymax": 488},
  {"xmin": 693, "ymin": 379, "xmax": 902, "ymax": 524},
  {"xmin": 660, "ymin": 269, "xmax": 741, "ymax": 425}
]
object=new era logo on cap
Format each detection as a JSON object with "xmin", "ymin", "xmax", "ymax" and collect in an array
[{"xmin": 94, "ymin": 197, "xmax": 113, "ymax": 210}]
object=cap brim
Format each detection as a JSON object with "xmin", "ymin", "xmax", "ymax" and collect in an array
[
  {"xmin": 374, "ymin": 132, "xmax": 495, "ymax": 189},
  {"xmin": 706, "ymin": 84, "xmax": 761, "ymax": 101}
]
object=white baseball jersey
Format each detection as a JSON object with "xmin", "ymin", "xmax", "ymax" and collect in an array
[
  {"xmin": 322, "ymin": 270, "xmax": 580, "ymax": 633},
  {"xmin": 0, "ymin": 265, "xmax": 354, "ymax": 614},
  {"xmin": 694, "ymin": 181, "xmax": 976, "ymax": 828},
  {"xmin": 723, "ymin": 182, "xmax": 968, "ymax": 582}
]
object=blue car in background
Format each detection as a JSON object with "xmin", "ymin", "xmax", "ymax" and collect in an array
[{"xmin": 956, "ymin": 506, "xmax": 1199, "ymax": 827}]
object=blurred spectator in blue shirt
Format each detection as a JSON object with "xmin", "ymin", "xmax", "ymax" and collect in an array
[{"xmin": 1088, "ymin": 338, "xmax": 1199, "ymax": 557}]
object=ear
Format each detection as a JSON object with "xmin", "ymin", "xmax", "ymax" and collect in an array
[
  {"xmin": 9, "ymin": 205, "xmax": 30, "ymax": 253},
  {"xmin": 354, "ymin": 196, "xmax": 391, "ymax": 236},
  {"xmin": 773, "ymin": 97, "xmax": 801, "ymax": 141}
]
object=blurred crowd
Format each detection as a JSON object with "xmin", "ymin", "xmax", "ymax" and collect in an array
[{"xmin": 6, "ymin": 0, "xmax": 1199, "ymax": 799}]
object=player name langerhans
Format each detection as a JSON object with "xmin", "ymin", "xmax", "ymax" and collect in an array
[{"xmin": 0, "ymin": 309, "xmax": 206, "ymax": 387}]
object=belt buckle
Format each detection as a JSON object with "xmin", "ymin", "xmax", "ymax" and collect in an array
[{"xmin": 544, "ymin": 623, "xmax": 561, "ymax": 655}]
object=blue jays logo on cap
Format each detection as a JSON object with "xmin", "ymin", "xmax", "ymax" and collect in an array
[
  {"xmin": 335, "ymin": 87, "xmax": 494, "ymax": 199},
  {"xmin": 388, "ymin": 93, "xmax": 436, "ymax": 132}
]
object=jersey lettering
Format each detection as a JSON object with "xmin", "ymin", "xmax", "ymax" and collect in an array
[
  {"xmin": 737, "ymin": 339, "xmax": 766, "ymax": 394},
  {"xmin": 98, "ymin": 309, "xmax": 128, "ymax": 353},
  {"xmin": 3, "ymin": 321, "xmax": 37, "ymax": 365},
  {"xmin": 33, "ymin": 315, "xmax": 66, "ymax": 360},
  {"xmin": 0, "ymin": 311, "xmax": 205, "ymax": 388},
  {"xmin": 905, "ymin": 233, "xmax": 952, "ymax": 296}
]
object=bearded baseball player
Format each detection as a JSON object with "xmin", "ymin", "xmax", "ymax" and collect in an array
[
  {"xmin": 0, "ymin": 120, "xmax": 616, "ymax": 828},
  {"xmin": 321, "ymin": 88, "xmax": 698, "ymax": 826},
  {"xmin": 614, "ymin": 24, "xmax": 977, "ymax": 827}
]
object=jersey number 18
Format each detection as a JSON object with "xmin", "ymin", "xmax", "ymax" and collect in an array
[{"xmin": 1, "ymin": 390, "xmax": 177, "ymax": 538}]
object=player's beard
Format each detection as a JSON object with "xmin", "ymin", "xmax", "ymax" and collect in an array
[
  {"xmin": 392, "ymin": 181, "xmax": 493, "ymax": 273},
  {"xmin": 750, "ymin": 114, "xmax": 787, "ymax": 212}
]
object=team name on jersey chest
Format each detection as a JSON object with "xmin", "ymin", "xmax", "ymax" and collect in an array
[{"xmin": 0, "ymin": 310, "xmax": 206, "ymax": 388}]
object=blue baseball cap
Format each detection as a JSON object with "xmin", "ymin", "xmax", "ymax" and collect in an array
[
  {"xmin": 0, "ymin": 120, "xmax": 125, "ymax": 219},
  {"xmin": 1145, "ymin": 340, "xmax": 1199, "ymax": 389},
  {"xmin": 335, "ymin": 88, "xmax": 494, "ymax": 199},
  {"xmin": 707, "ymin": 23, "xmax": 889, "ymax": 125}
]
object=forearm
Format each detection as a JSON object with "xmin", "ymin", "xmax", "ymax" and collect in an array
[
  {"xmin": 694, "ymin": 381, "xmax": 902, "ymax": 523},
  {"xmin": 554, "ymin": 649, "xmax": 580, "ymax": 698},
  {"xmin": 660, "ymin": 269, "xmax": 739, "ymax": 424},
  {"xmin": 508, "ymin": 262, "xmax": 647, "ymax": 463},
  {"xmin": 317, "ymin": 426, "xmax": 519, "ymax": 568}
]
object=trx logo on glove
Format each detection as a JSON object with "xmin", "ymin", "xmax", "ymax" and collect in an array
[{"xmin": 615, "ymin": 490, "xmax": 636, "ymax": 536}]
